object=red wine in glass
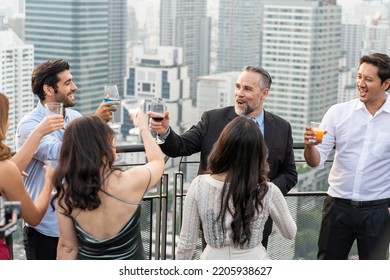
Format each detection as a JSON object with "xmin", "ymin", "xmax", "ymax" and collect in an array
[{"xmin": 150, "ymin": 98, "xmax": 166, "ymax": 144}]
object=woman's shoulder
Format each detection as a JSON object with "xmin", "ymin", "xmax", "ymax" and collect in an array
[
  {"xmin": 194, "ymin": 174, "xmax": 223, "ymax": 187},
  {"xmin": 265, "ymin": 182, "xmax": 286, "ymax": 203},
  {"xmin": 0, "ymin": 159, "xmax": 20, "ymax": 190},
  {"xmin": 105, "ymin": 169, "xmax": 126, "ymax": 188},
  {"xmin": 265, "ymin": 182, "xmax": 283, "ymax": 195},
  {"xmin": 0, "ymin": 159, "xmax": 18, "ymax": 173},
  {"xmin": 107, "ymin": 169, "xmax": 146, "ymax": 200}
]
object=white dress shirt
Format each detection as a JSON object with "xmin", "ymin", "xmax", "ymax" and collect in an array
[{"xmin": 315, "ymin": 97, "xmax": 390, "ymax": 201}]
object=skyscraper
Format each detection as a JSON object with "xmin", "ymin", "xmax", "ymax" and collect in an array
[
  {"xmin": 196, "ymin": 72, "xmax": 239, "ymax": 117},
  {"xmin": 0, "ymin": 29, "xmax": 34, "ymax": 149},
  {"xmin": 261, "ymin": 0, "xmax": 342, "ymax": 143},
  {"xmin": 217, "ymin": 0, "xmax": 263, "ymax": 73},
  {"xmin": 25, "ymin": 0, "xmax": 127, "ymax": 116},
  {"xmin": 261, "ymin": 0, "xmax": 342, "ymax": 193},
  {"xmin": 342, "ymin": 21, "xmax": 364, "ymax": 69},
  {"xmin": 123, "ymin": 45, "xmax": 191, "ymax": 137},
  {"xmin": 108, "ymin": 0, "xmax": 127, "ymax": 100},
  {"xmin": 160, "ymin": 0, "xmax": 211, "ymax": 104}
]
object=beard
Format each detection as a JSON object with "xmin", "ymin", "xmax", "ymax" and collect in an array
[
  {"xmin": 54, "ymin": 92, "xmax": 75, "ymax": 108},
  {"xmin": 234, "ymin": 102, "xmax": 256, "ymax": 116}
]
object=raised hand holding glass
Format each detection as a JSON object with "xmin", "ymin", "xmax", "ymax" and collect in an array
[
  {"xmin": 149, "ymin": 97, "xmax": 166, "ymax": 144},
  {"xmin": 103, "ymin": 85, "xmax": 121, "ymax": 129},
  {"xmin": 121, "ymin": 97, "xmax": 145, "ymax": 135}
]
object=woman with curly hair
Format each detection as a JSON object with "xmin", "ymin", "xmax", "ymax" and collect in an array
[{"xmin": 53, "ymin": 112, "xmax": 164, "ymax": 260}]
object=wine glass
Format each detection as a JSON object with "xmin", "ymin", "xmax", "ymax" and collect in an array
[
  {"xmin": 121, "ymin": 97, "xmax": 145, "ymax": 135},
  {"xmin": 149, "ymin": 97, "xmax": 166, "ymax": 144},
  {"xmin": 103, "ymin": 85, "xmax": 121, "ymax": 129}
]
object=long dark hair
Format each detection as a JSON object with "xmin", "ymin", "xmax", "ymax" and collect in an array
[
  {"xmin": 52, "ymin": 116, "xmax": 119, "ymax": 215},
  {"xmin": 207, "ymin": 116, "xmax": 269, "ymax": 247}
]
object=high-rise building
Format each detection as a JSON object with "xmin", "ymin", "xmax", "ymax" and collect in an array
[
  {"xmin": 7, "ymin": 13, "xmax": 25, "ymax": 40},
  {"xmin": 160, "ymin": 0, "xmax": 211, "ymax": 104},
  {"xmin": 262, "ymin": 0, "xmax": 342, "ymax": 143},
  {"xmin": 123, "ymin": 45, "xmax": 192, "ymax": 138},
  {"xmin": 342, "ymin": 21, "xmax": 364, "ymax": 69},
  {"xmin": 0, "ymin": 29, "xmax": 34, "ymax": 150},
  {"xmin": 337, "ymin": 56, "xmax": 357, "ymax": 103},
  {"xmin": 25, "ymin": 0, "xmax": 127, "ymax": 116},
  {"xmin": 196, "ymin": 71, "xmax": 239, "ymax": 118},
  {"xmin": 127, "ymin": 6, "xmax": 138, "ymax": 44},
  {"xmin": 216, "ymin": 0, "xmax": 262, "ymax": 73},
  {"xmin": 108, "ymin": 0, "xmax": 127, "ymax": 102},
  {"xmin": 362, "ymin": 10, "xmax": 389, "ymax": 55},
  {"xmin": 261, "ymin": 0, "xmax": 342, "ymax": 192}
]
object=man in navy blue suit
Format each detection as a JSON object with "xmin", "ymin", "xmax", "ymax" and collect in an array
[{"xmin": 149, "ymin": 66, "xmax": 297, "ymax": 248}]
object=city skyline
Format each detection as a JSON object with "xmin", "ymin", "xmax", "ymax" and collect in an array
[{"xmin": 1, "ymin": 0, "xmax": 390, "ymax": 147}]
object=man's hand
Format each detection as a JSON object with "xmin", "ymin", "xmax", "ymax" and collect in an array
[
  {"xmin": 95, "ymin": 101, "xmax": 120, "ymax": 122},
  {"xmin": 304, "ymin": 125, "xmax": 327, "ymax": 146},
  {"xmin": 35, "ymin": 115, "xmax": 64, "ymax": 136},
  {"xmin": 148, "ymin": 111, "xmax": 170, "ymax": 135}
]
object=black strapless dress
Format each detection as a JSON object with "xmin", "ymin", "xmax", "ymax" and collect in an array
[{"xmin": 73, "ymin": 206, "xmax": 146, "ymax": 260}]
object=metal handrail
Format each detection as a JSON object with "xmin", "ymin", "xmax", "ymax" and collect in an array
[
  {"xmin": 10, "ymin": 143, "xmax": 329, "ymax": 260},
  {"xmin": 114, "ymin": 142, "xmax": 329, "ymax": 260}
]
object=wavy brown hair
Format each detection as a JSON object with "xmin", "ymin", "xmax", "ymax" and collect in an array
[
  {"xmin": 0, "ymin": 93, "xmax": 11, "ymax": 161},
  {"xmin": 207, "ymin": 116, "xmax": 269, "ymax": 247},
  {"xmin": 52, "ymin": 116, "xmax": 120, "ymax": 215}
]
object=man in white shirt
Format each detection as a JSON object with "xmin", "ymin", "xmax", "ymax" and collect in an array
[{"xmin": 304, "ymin": 53, "xmax": 390, "ymax": 260}]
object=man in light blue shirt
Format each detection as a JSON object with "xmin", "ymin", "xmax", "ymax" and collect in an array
[{"xmin": 15, "ymin": 59, "xmax": 118, "ymax": 260}]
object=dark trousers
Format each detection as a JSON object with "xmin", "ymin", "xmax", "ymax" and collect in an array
[
  {"xmin": 23, "ymin": 226, "xmax": 58, "ymax": 260},
  {"xmin": 317, "ymin": 195, "xmax": 390, "ymax": 260}
]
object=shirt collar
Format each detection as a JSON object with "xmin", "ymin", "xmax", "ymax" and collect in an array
[
  {"xmin": 37, "ymin": 101, "xmax": 46, "ymax": 115},
  {"xmin": 381, "ymin": 94, "xmax": 390, "ymax": 113},
  {"xmin": 252, "ymin": 110, "xmax": 264, "ymax": 127},
  {"xmin": 355, "ymin": 94, "xmax": 390, "ymax": 114}
]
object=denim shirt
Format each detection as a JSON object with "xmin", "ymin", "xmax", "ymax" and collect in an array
[{"xmin": 15, "ymin": 102, "xmax": 81, "ymax": 237}]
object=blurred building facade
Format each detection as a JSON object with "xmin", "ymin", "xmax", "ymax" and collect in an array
[
  {"xmin": 0, "ymin": 29, "xmax": 34, "ymax": 150},
  {"xmin": 216, "ymin": 0, "xmax": 262, "ymax": 73},
  {"xmin": 25, "ymin": 0, "xmax": 127, "ymax": 116},
  {"xmin": 123, "ymin": 45, "xmax": 192, "ymax": 139},
  {"xmin": 160, "ymin": 0, "xmax": 211, "ymax": 104}
]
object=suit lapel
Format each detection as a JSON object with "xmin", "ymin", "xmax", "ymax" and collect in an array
[
  {"xmin": 264, "ymin": 111, "xmax": 275, "ymax": 152},
  {"xmin": 227, "ymin": 107, "xmax": 238, "ymax": 122}
]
